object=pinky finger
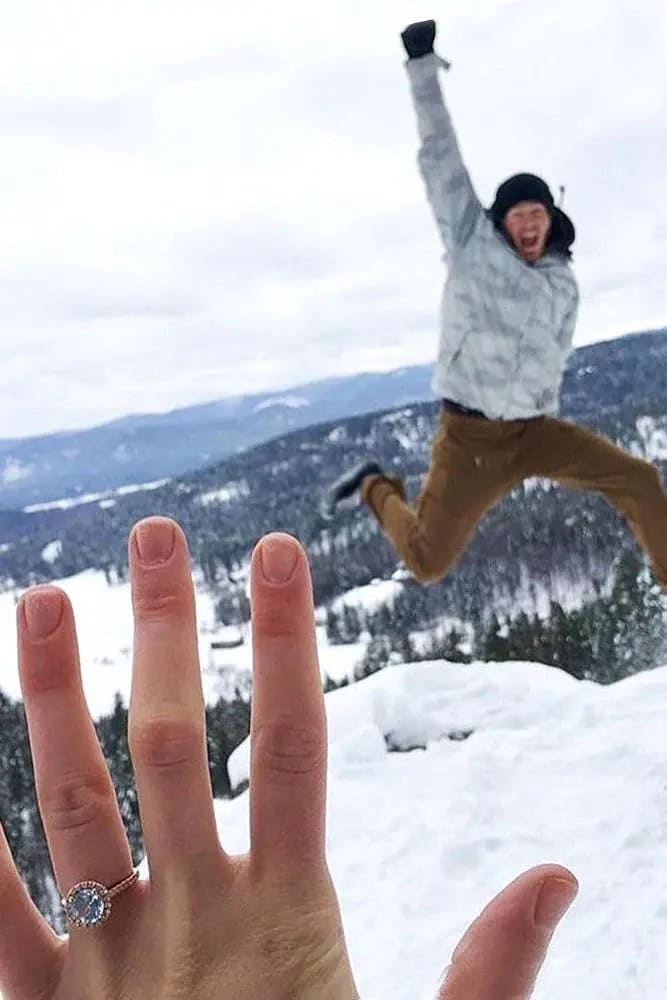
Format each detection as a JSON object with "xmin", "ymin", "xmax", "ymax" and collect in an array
[{"xmin": 0, "ymin": 823, "xmax": 63, "ymax": 1000}]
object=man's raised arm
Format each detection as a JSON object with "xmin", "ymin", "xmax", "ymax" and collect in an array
[{"xmin": 402, "ymin": 20, "xmax": 482, "ymax": 251}]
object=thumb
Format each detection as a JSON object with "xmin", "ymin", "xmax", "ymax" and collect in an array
[{"xmin": 437, "ymin": 864, "xmax": 578, "ymax": 999}]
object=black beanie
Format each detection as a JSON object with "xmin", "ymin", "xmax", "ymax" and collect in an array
[{"xmin": 491, "ymin": 173, "xmax": 555, "ymax": 227}]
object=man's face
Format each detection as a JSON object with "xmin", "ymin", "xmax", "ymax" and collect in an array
[{"xmin": 503, "ymin": 201, "xmax": 552, "ymax": 262}]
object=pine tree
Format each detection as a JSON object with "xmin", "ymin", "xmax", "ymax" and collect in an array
[
  {"xmin": 507, "ymin": 611, "xmax": 533, "ymax": 660},
  {"xmin": 326, "ymin": 607, "xmax": 343, "ymax": 645},
  {"xmin": 481, "ymin": 613, "xmax": 510, "ymax": 661},
  {"xmin": 205, "ymin": 694, "xmax": 252, "ymax": 798},
  {"xmin": 391, "ymin": 630, "xmax": 417, "ymax": 664},
  {"xmin": 548, "ymin": 601, "xmax": 587, "ymax": 678},
  {"xmin": 530, "ymin": 612, "xmax": 551, "ymax": 663},
  {"xmin": 373, "ymin": 604, "xmax": 394, "ymax": 637},
  {"xmin": 355, "ymin": 635, "xmax": 392, "ymax": 681},
  {"xmin": 341, "ymin": 604, "xmax": 362, "ymax": 643},
  {"xmin": 601, "ymin": 549, "xmax": 667, "ymax": 681},
  {"xmin": 441, "ymin": 627, "xmax": 469, "ymax": 662}
]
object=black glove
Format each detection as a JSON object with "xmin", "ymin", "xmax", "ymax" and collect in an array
[{"xmin": 401, "ymin": 19, "xmax": 436, "ymax": 60}]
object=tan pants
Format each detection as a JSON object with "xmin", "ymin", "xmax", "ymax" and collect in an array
[{"xmin": 361, "ymin": 409, "xmax": 667, "ymax": 590}]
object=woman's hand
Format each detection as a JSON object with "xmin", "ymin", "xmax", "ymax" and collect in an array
[{"xmin": 0, "ymin": 520, "xmax": 577, "ymax": 999}]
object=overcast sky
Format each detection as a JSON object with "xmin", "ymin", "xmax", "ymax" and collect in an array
[{"xmin": 0, "ymin": 0, "xmax": 665, "ymax": 438}]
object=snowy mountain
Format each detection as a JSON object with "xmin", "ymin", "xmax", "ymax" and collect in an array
[
  {"xmin": 0, "ymin": 367, "xmax": 433, "ymax": 509},
  {"xmin": 0, "ymin": 361, "xmax": 665, "ymax": 639},
  {"xmin": 253, "ymin": 395, "xmax": 309, "ymax": 413},
  {"xmin": 0, "ymin": 326, "xmax": 664, "ymax": 509}
]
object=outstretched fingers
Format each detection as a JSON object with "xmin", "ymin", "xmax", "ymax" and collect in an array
[
  {"xmin": 438, "ymin": 864, "xmax": 578, "ymax": 1000},
  {"xmin": 248, "ymin": 534, "xmax": 327, "ymax": 876}
]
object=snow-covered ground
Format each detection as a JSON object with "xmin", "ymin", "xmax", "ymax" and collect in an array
[
  {"xmin": 331, "ymin": 578, "xmax": 405, "ymax": 616},
  {"xmin": 253, "ymin": 394, "xmax": 309, "ymax": 412},
  {"xmin": 197, "ymin": 480, "xmax": 249, "ymax": 506},
  {"xmin": 0, "ymin": 568, "xmax": 365, "ymax": 711},
  {"xmin": 2, "ymin": 570, "xmax": 667, "ymax": 998},
  {"xmin": 224, "ymin": 660, "xmax": 667, "ymax": 999},
  {"xmin": 22, "ymin": 478, "xmax": 170, "ymax": 513},
  {"xmin": 635, "ymin": 415, "xmax": 667, "ymax": 462}
]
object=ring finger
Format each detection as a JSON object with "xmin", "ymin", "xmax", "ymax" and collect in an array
[{"xmin": 17, "ymin": 585, "xmax": 135, "ymax": 923}]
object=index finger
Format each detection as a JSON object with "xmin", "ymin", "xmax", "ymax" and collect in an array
[{"xmin": 248, "ymin": 533, "xmax": 327, "ymax": 876}]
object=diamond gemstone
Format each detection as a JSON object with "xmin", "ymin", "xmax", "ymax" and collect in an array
[{"xmin": 67, "ymin": 887, "xmax": 106, "ymax": 927}]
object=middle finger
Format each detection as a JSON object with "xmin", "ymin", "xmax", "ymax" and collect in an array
[{"xmin": 127, "ymin": 517, "xmax": 223, "ymax": 882}]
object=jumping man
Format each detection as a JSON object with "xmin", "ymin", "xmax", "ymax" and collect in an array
[{"xmin": 323, "ymin": 19, "xmax": 667, "ymax": 591}]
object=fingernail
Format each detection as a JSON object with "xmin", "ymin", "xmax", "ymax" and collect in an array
[
  {"xmin": 260, "ymin": 534, "xmax": 300, "ymax": 584},
  {"xmin": 135, "ymin": 519, "xmax": 175, "ymax": 566},
  {"xmin": 535, "ymin": 877, "xmax": 579, "ymax": 929},
  {"xmin": 23, "ymin": 589, "xmax": 64, "ymax": 639}
]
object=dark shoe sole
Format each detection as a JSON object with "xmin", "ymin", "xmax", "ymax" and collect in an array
[{"xmin": 320, "ymin": 460, "xmax": 383, "ymax": 521}]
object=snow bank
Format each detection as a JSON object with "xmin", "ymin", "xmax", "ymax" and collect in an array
[{"xmin": 227, "ymin": 659, "xmax": 667, "ymax": 999}]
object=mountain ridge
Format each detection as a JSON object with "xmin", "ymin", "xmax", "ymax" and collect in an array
[{"xmin": 1, "ymin": 326, "xmax": 665, "ymax": 509}]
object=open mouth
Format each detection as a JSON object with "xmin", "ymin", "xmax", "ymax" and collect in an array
[{"xmin": 521, "ymin": 236, "xmax": 539, "ymax": 252}]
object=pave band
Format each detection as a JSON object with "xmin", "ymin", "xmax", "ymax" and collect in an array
[{"xmin": 61, "ymin": 869, "xmax": 139, "ymax": 929}]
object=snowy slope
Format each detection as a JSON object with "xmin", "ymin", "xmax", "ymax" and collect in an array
[
  {"xmin": 253, "ymin": 395, "xmax": 309, "ymax": 412},
  {"xmin": 0, "ymin": 569, "xmax": 354, "ymax": 711},
  {"xmin": 228, "ymin": 662, "xmax": 667, "ymax": 999},
  {"xmin": 2, "ymin": 573, "xmax": 667, "ymax": 998},
  {"xmin": 635, "ymin": 416, "xmax": 667, "ymax": 462}
]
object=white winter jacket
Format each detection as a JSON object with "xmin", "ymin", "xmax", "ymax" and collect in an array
[{"xmin": 406, "ymin": 54, "xmax": 579, "ymax": 419}]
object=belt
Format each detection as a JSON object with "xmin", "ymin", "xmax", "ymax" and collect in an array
[{"xmin": 441, "ymin": 398, "xmax": 488, "ymax": 420}]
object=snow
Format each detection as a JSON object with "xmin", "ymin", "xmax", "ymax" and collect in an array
[
  {"xmin": 23, "ymin": 479, "xmax": 170, "ymax": 513},
  {"xmin": 316, "ymin": 630, "xmax": 367, "ymax": 683},
  {"xmin": 379, "ymin": 410, "xmax": 421, "ymax": 451},
  {"xmin": 635, "ymin": 415, "xmax": 667, "ymax": 462},
  {"xmin": 197, "ymin": 481, "xmax": 249, "ymax": 506},
  {"xmin": 380, "ymin": 408, "xmax": 414, "ymax": 423},
  {"xmin": 330, "ymin": 579, "xmax": 404, "ymax": 615},
  {"xmin": 492, "ymin": 563, "xmax": 605, "ymax": 619},
  {"xmin": 0, "ymin": 567, "xmax": 366, "ymax": 708},
  {"xmin": 227, "ymin": 659, "xmax": 667, "ymax": 999},
  {"xmin": 206, "ymin": 624, "xmax": 244, "ymax": 643},
  {"xmin": 2, "ymin": 569, "xmax": 667, "ymax": 997},
  {"xmin": 522, "ymin": 475, "xmax": 552, "ymax": 494},
  {"xmin": 0, "ymin": 570, "xmax": 362, "ymax": 713},
  {"xmin": 0, "ymin": 569, "xmax": 223, "ymax": 718},
  {"xmin": 1, "ymin": 457, "xmax": 32, "ymax": 484},
  {"xmin": 40, "ymin": 540, "xmax": 62, "ymax": 564},
  {"xmin": 253, "ymin": 395, "xmax": 309, "ymax": 413},
  {"xmin": 327, "ymin": 425, "xmax": 347, "ymax": 443}
]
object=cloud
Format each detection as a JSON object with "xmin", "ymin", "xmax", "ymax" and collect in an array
[
  {"xmin": 0, "ymin": 0, "xmax": 665, "ymax": 437},
  {"xmin": 181, "ymin": 222, "xmax": 342, "ymax": 284},
  {"xmin": 0, "ymin": 97, "xmax": 150, "ymax": 146}
]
